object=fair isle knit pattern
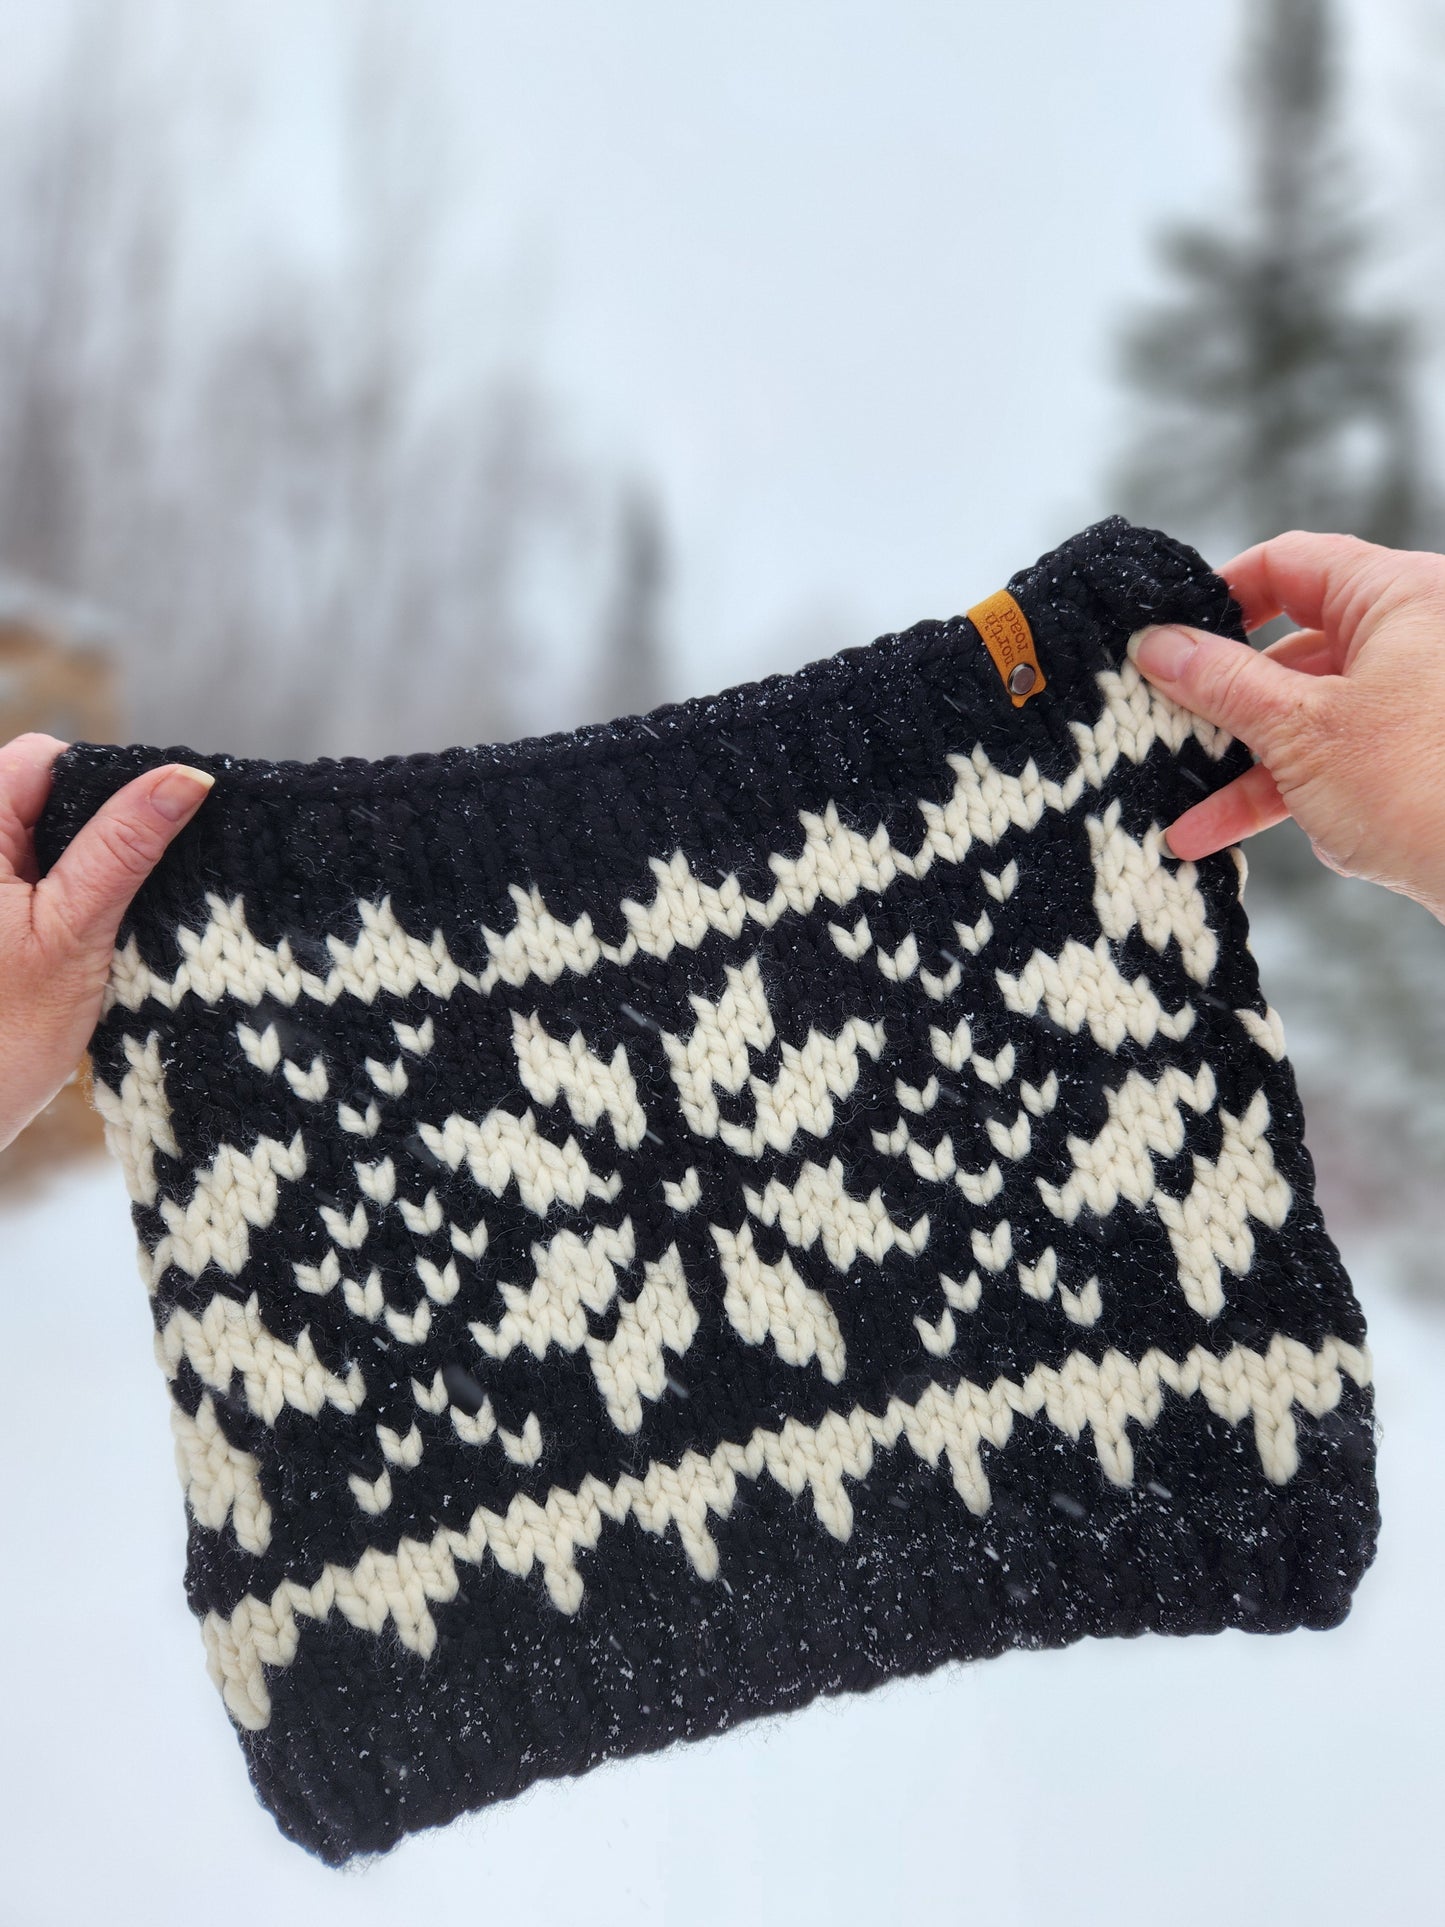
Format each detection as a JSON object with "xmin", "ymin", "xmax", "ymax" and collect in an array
[{"xmin": 35, "ymin": 517, "xmax": 1379, "ymax": 1866}]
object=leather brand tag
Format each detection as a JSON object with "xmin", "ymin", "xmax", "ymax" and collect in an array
[{"xmin": 965, "ymin": 589, "xmax": 1046, "ymax": 708}]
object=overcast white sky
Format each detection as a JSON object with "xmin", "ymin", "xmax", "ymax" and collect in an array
[{"xmin": 2, "ymin": 0, "xmax": 1439, "ymax": 707}]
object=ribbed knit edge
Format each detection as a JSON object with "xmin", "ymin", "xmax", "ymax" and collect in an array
[{"xmin": 33, "ymin": 515, "xmax": 1244, "ymax": 848}]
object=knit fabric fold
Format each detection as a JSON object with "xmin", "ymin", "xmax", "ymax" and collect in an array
[{"xmin": 35, "ymin": 515, "xmax": 1379, "ymax": 1865}]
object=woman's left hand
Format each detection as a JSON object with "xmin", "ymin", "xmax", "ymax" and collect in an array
[{"xmin": 0, "ymin": 733, "xmax": 214, "ymax": 1154}]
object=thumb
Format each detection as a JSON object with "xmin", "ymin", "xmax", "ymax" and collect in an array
[
  {"xmin": 1125, "ymin": 623, "xmax": 1331, "ymax": 755},
  {"xmin": 35, "ymin": 762, "xmax": 215, "ymax": 961}
]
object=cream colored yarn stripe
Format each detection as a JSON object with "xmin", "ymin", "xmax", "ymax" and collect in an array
[
  {"xmin": 201, "ymin": 1328, "xmax": 1370, "ymax": 1732},
  {"xmin": 98, "ymin": 663, "xmax": 1231, "ymax": 1016}
]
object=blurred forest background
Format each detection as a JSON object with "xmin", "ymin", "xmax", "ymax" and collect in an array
[
  {"xmin": 1110, "ymin": 0, "xmax": 1445, "ymax": 1300},
  {"xmin": 0, "ymin": 0, "xmax": 1440, "ymax": 1297}
]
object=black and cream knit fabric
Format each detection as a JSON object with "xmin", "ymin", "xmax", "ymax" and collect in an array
[{"xmin": 35, "ymin": 516, "xmax": 1379, "ymax": 1866}]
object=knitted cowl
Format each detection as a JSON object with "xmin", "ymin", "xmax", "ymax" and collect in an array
[{"xmin": 34, "ymin": 515, "xmax": 1378, "ymax": 1865}]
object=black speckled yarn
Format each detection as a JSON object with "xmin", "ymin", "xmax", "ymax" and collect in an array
[{"xmin": 35, "ymin": 516, "xmax": 1379, "ymax": 1866}]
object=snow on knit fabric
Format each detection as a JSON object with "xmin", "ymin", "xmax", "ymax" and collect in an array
[{"xmin": 35, "ymin": 516, "xmax": 1379, "ymax": 1866}]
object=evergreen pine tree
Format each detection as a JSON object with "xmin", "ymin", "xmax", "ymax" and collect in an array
[
  {"xmin": 1109, "ymin": 0, "xmax": 1444, "ymax": 1299},
  {"xmin": 1112, "ymin": 0, "xmax": 1432, "ymax": 555},
  {"xmin": 597, "ymin": 482, "xmax": 667, "ymax": 720}
]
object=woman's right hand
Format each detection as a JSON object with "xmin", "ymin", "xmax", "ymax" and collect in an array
[{"xmin": 1125, "ymin": 529, "xmax": 1445, "ymax": 925}]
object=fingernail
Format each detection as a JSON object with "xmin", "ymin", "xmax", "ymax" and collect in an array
[
  {"xmin": 1127, "ymin": 625, "xmax": 1197, "ymax": 681},
  {"xmin": 149, "ymin": 764, "xmax": 216, "ymax": 822}
]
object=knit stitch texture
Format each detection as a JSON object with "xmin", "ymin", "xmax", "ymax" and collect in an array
[{"xmin": 35, "ymin": 516, "xmax": 1379, "ymax": 1865}]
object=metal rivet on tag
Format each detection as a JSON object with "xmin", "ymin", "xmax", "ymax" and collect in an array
[{"xmin": 965, "ymin": 587, "xmax": 1047, "ymax": 708}]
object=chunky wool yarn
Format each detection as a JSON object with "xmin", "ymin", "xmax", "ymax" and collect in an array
[{"xmin": 35, "ymin": 516, "xmax": 1379, "ymax": 1866}]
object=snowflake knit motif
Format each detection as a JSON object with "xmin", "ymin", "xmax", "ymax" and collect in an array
[{"xmin": 35, "ymin": 516, "xmax": 1379, "ymax": 1865}]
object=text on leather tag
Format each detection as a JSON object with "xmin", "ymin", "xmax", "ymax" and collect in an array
[{"xmin": 965, "ymin": 589, "xmax": 1047, "ymax": 708}]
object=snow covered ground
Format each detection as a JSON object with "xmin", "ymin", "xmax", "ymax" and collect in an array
[{"xmin": 2, "ymin": 1160, "xmax": 1440, "ymax": 1926}]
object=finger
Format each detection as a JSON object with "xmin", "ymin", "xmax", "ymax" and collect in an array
[
  {"xmin": 1218, "ymin": 529, "xmax": 1394, "ymax": 639},
  {"xmin": 0, "ymin": 732, "xmax": 67, "ymax": 883},
  {"xmin": 1259, "ymin": 627, "xmax": 1339, "ymax": 675},
  {"xmin": 1126, "ymin": 622, "xmax": 1340, "ymax": 756},
  {"xmin": 33, "ymin": 762, "xmax": 215, "ymax": 959},
  {"xmin": 1162, "ymin": 761, "xmax": 1291, "ymax": 862}
]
